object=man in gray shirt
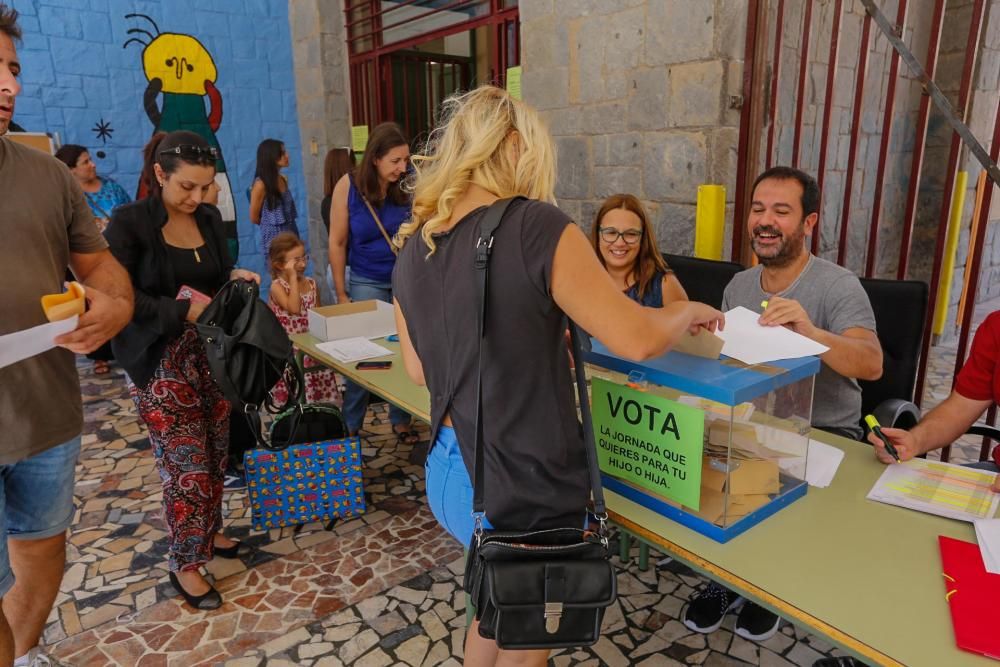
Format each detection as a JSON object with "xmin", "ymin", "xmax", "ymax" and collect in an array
[
  {"xmin": 723, "ymin": 168, "xmax": 882, "ymax": 440},
  {"xmin": 682, "ymin": 166, "xmax": 883, "ymax": 644}
]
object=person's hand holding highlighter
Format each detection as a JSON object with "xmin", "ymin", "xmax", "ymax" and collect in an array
[{"xmin": 865, "ymin": 414, "xmax": 910, "ymax": 464}]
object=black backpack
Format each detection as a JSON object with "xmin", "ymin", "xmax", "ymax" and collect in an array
[{"xmin": 196, "ymin": 279, "xmax": 304, "ymax": 448}]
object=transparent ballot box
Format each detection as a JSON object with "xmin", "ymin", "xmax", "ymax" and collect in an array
[{"xmin": 585, "ymin": 341, "xmax": 819, "ymax": 543}]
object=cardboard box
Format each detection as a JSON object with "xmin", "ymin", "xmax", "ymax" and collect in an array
[{"xmin": 307, "ymin": 299, "xmax": 397, "ymax": 342}]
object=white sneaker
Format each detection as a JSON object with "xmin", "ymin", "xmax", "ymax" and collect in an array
[{"xmin": 13, "ymin": 647, "xmax": 53, "ymax": 667}]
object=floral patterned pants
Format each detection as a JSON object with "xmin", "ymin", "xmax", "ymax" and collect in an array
[{"xmin": 131, "ymin": 326, "xmax": 231, "ymax": 572}]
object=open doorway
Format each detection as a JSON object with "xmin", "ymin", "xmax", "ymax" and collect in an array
[{"xmin": 345, "ymin": 0, "xmax": 520, "ymax": 143}]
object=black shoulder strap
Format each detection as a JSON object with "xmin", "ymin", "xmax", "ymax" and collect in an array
[{"xmin": 471, "ymin": 199, "xmax": 607, "ymax": 519}]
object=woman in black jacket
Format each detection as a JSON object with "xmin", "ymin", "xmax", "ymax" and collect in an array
[{"xmin": 106, "ymin": 131, "xmax": 259, "ymax": 610}]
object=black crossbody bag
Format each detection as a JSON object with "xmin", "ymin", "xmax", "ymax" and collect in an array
[{"xmin": 462, "ymin": 198, "xmax": 616, "ymax": 650}]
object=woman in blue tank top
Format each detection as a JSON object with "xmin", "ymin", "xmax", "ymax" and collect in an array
[
  {"xmin": 327, "ymin": 123, "xmax": 417, "ymax": 441},
  {"xmin": 591, "ymin": 193, "xmax": 688, "ymax": 307}
]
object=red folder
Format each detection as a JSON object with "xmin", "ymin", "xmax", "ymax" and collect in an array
[{"xmin": 938, "ymin": 535, "xmax": 1000, "ymax": 660}]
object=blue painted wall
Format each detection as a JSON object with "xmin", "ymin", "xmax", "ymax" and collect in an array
[{"xmin": 10, "ymin": 0, "xmax": 305, "ymax": 283}]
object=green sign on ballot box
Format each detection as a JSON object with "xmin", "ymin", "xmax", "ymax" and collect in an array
[{"xmin": 590, "ymin": 378, "xmax": 704, "ymax": 509}]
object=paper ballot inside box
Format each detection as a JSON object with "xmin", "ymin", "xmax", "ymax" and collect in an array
[{"xmin": 308, "ymin": 299, "xmax": 397, "ymax": 342}]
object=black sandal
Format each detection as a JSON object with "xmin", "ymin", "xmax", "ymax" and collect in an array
[
  {"xmin": 169, "ymin": 571, "xmax": 222, "ymax": 610},
  {"xmin": 212, "ymin": 539, "xmax": 252, "ymax": 559}
]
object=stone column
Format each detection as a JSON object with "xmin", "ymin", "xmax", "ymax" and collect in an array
[{"xmin": 289, "ymin": 0, "xmax": 353, "ymax": 302}]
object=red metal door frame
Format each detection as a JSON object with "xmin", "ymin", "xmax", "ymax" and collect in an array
[{"xmin": 345, "ymin": 0, "xmax": 519, "ymax": 130}]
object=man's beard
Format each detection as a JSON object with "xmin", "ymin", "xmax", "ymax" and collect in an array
[{"xmin": 752, "ymin": 223, "xmax": 807, "ymax": 267}]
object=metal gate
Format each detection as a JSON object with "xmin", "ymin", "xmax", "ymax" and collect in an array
[{"xmin": 733, "ymin": 0, "xmax": 1000, "ymax": 457}]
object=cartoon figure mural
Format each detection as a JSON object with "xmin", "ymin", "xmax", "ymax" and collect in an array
[{"xmin": 123, "ymin": 14, "xmax": 240, "ymax": 260}]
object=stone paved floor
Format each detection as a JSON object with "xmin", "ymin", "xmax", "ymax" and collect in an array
[{"xmin": 33, "ymin": 299, "xmax": 999, "ymax": 665}]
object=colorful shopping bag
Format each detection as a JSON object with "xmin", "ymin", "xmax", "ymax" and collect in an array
[{"xmin": 244, "ymin": 436, "xmax": 366, "ymax": 530}]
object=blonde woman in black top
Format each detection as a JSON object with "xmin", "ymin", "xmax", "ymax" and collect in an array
[{"xmin": 392, "ymin": 86, "xmax": 724, "ymax": 665}]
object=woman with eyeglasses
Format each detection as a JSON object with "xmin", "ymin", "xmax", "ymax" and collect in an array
[
  {"xmin": 250, "ymin": 138, "xmax": 298, "ymax": 255},
  {"xmin": 105, "ymin": 131, "xmax": 260, "ymax": 610},
  {"xmin": 591, "ymin": 193, "xmax": 688, "ymax": 307}
]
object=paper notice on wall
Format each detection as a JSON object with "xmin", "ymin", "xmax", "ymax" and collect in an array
[
  {"xmin": 506, "ymin": 66, "xmax": 522, "ymax": 100},
  {"xmin": 716, "ymin": 306, "xmax": 829, "ymax": 365},
  {"xmin": 351, "ymin": 125, "xmax": 369, "ymax": 153},
  {"xmin": 0, "ymin": 316, "xmax": 78, "ymax": 370}
]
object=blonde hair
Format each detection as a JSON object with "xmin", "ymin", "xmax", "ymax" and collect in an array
[{"xmin": 398, "ymin": 86, "xmax": 557, "ymax": 254}]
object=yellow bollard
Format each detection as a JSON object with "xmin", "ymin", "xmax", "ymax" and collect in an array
[
  {"xmin": 933, "ymin": 171, "xmax": 968, "ymax": 338},
  {"xmin": 695, "ymin": 185, "xmax": 726, "ymax": 260}
]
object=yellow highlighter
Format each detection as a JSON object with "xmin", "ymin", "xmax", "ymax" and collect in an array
[
  {"xmin": 865, "ymin": 414, "xmax": 901, "ymax": 463},
  {"xmin": 760, "ymin": 300, "xmax": 769, "ymax": 310},
  {"xmin": 41, "ymin": 281, "xmax": 86, "ymax": 322}
]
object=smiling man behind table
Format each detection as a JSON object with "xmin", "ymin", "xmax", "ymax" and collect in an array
[
  {"xmin": 681, "ymin": 166, "xmax": 883, "ymax": 643},
  {"xmin": 0, "ymin": 6, "xmax": 133, "ymax": 667}
]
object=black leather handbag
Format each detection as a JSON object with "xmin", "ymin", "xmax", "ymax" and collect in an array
[
  {"xmin": 196, "ymin": 279, "xmax": 304, "ymax": 449},
  {"xmin": 462, "ymin": 199, "xmax": 616, "ymax": 650},
  {"xmin": 269, "ymin": 402, "xmax": 348, "ymax": 446}
]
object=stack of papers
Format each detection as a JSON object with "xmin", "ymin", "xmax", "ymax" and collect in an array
[
  {"xmin": 867, "ymin": 458, "xmax": 1000, "ymax": 522},
  {"xmin": 974, "ymin": 519, "xmax": 1000, "ymax": 574},
  {"xmin": 716, "ymin": 306, "xmax": 829, "ymax": 365},
  {"xmin": 316, "ymin": 337, "xmax": 392, "ymax": 363}
]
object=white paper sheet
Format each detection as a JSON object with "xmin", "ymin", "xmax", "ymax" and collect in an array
[
  {"xmin": 716, "ymin": 306, "xmax": 830, "ymax": 365},
  {"xmin": 778, "ymin": 439, "xmax": 845, "ymax": 488},
  {"xmin": 974, "ymin": 518, "xmax": 1000, "ymax": 574},
  {"xmin": 316, "ymin": 336, "xmax": 392, "ymax": 364},
  {"xmin": 0, "ymin": 316, "xmax": 78, "ymax": 370}
]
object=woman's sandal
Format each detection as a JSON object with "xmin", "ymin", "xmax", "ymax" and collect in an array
[
  {"xmin": 213, "ymin": 539, "xmax": 252, "ymax": 560},
  {"xmin": 169, "ymin": 571, "xmax": 222, "ymax": 610}
]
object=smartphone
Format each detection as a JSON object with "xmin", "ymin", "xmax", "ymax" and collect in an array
[{"xmin": 355, "ymin": 360, "xmax": 392, "ymax": 370}]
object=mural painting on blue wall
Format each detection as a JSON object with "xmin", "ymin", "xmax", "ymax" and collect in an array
[
  {"xmin": 123, "ymin": 13, "xmax": 240, "ymax": 262},
  {"xmin": 92, "ymin": 117, "xmax": 113, "ymax": 144}
]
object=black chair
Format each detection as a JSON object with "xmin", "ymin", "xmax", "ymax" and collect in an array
[
  {"xmin": 861, "ymin": 279, "xmax": 999, "ymax": 461},
  {"xmin": 857, "ymin": 277, "xmax": 929, "ymax": 432},
  {"xmin": 663, "ymin": 253, "xmax": 744, "ymax": 309}
]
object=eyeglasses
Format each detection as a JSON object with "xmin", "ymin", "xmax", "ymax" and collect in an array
[
  {"xmin": 158, "ymin": 145, "xmax": 220, "ymax": 161},
  {"xmin": 599, "ymin": 227, "xmax": 643, "ymax": 245}
]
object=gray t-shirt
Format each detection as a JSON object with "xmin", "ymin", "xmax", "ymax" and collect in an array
[{"xmin": 722, "ymin": 255, "xmax": 877, "ymax": 439}]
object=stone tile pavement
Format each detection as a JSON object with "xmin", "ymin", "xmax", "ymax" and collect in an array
[{"xmin": 33, "ymin": 301, "xmax": 998, "ymax": 664}]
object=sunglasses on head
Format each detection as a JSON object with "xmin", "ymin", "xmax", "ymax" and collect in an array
[{"xmin": 158, "ymin": 145, "xmax": 220, "ymax": 161}]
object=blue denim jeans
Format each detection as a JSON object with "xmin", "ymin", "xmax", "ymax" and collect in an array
[
  {"xmin": 425, "ymin": 426, "xmax": 492, "ymax": 546},
  {"xmin": 965, "ymin": 461, "xmax": 999, "ymax": 473},
  {"xmin": 342, "ymin": 273, "xmax": 411, "ymax": 433},
  {"xmin": 0, "ymin": 436, "xmax": 81, "ymax": 597}
]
